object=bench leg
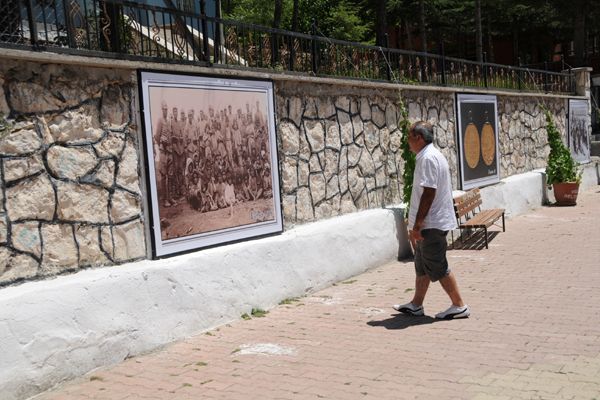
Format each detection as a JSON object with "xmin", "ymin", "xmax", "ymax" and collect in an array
[
  {"xmin": 484, "ymin": 227, "xmax": 488, "ymax": 249},
  {"xmin": 502, "ymin": 213, "xmax": 505, "ymax": 232}
]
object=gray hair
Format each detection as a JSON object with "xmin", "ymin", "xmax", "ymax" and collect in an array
[{"xmin": 410, "ymin": 121, "xmax": 434, "ymax": 144}]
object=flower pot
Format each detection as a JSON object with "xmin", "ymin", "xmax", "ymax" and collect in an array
[{"xmin": 552, "ymin": 182, "xmax": 580, "ymax": 206}]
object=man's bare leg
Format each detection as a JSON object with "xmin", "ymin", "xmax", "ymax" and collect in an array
[
  {"xmin": 438, "ymin": 272, "xmax": 465, "ymax": 307},
  {"xmin": 411, "ymin": 275, "xmax": 431, "ymax": 306}
]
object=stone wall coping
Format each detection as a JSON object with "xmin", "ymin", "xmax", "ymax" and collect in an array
[{"xmin": 1, "ymin": 48, "xmax": 584, "ymax": 100}]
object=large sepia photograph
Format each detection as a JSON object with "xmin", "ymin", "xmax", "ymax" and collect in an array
[
  {"xmin": 456, "ymin": 93, "xmax": 500, "ymax": 190},
  {"xmin": 568, "ymin": 98, "xmax": 591, "ymax": 163},
  {"xmin": 140, "ymin": 71, "xmax": 283, "ymax": 257}
]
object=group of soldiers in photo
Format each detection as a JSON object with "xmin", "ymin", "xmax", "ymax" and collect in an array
[
  {"xmin": 154, "ymin": 99, "xmax": 273, "ymax": 217},
  {"xmin": 569, "ymin": 115, "xmax": 588, "ymax": 157}
]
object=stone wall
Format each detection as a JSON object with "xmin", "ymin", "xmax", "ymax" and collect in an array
[
  {"xmin": 276, "ymin": 84, "xmax": 459, "ymax": 227},
  {"xmin": 0, "ymin": 61, "xmax": 146, "ymax": 286},
  {"xmin": 276, "ymin": 81, "xmax": 565, "ymax": 227},
  {"xmin": 498, "ymin": 97, "xmax": 566, "ymax": 176},
  {"xmin": 0, "ymin": 57, "xmax": 573, "ymax": 286}
]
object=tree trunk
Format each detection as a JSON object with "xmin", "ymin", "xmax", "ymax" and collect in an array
[
  {"xmin": 274, "ymin": 0, "xmax": 283, "ymax": 29},
  {"xmin": 419, "ymin": 0, "xmax": 427, "ymax": 52},
  {"xmin": 475, "ymin": 0, "xmax": 483, "ymax": 62},
  {"xmin": 375, "ymin": 0, "xmax": 388, "ymax": 46},
  {"xmin": 405, "ymin": 18, "xmax": 413, "ymax": 51},
  {"xmin": 486, "ymin": 9, "xmax": 494, "ymax": 63},
  {"xmin": 573, "ymin": 0, "xmax": 587, "ymax": 66},
  {"xmin": 292, "ymin": 0, "xmax": 299, "ymax": 31}
]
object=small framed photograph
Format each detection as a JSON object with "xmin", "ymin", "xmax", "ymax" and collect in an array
[
  {"xmin": 568, "ymin": 98, "xmax": 591, "ymax": 163},
  {"xmin": 456, "ymin": 93, "xmax": 500, "ymax": 190},
  {"xmin": 139, "ymin": 71, "xmax": 283, "ymax": 257}
]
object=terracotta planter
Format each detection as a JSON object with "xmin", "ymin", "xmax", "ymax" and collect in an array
[{"xmin": 552, "ymin": 182, "xmax": 580, "ymax": 206}]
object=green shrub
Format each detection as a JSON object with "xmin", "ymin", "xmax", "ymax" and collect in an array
[{"xmin": 543, "ymin": 107, "xmax": 580, "ymax": 185}]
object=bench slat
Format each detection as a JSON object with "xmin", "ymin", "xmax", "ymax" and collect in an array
[{"xmin": 451, "ymin": 188, "xmax": 506, "ymax": 249}]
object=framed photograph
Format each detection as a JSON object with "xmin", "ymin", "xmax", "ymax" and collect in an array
[
  {"xmin": 568, "ymin": 98, "xmax": 591, "ymax": 163},
  {"xmin": 139, "ymin": 71, "xmax": 283, "ymax": 257},
  {"xmin": 456, "ymin": 93, "xmax": 500, "ymax": 190}
]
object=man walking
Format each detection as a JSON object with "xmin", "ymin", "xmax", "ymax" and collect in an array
[{"xmin": 393, "ymin": 121, "xmax": 470, "ymax": 320}]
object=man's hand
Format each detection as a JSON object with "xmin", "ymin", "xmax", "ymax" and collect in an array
[{"xmin": 409, "ymin": 227, "xmax": 424, "ymax": 250}]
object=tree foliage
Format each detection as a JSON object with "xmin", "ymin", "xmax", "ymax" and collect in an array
[{"xmin": 223, "ymin": 0, "xmax": 600, "ymax": 66}]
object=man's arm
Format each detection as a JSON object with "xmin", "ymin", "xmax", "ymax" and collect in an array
[{"xmin": 409, "ymin": 187, "xmax": 436, "ymax": 247}]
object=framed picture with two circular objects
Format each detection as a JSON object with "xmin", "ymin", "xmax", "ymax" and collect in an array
[{"xmin": 456, "ymin": 94, "xmax": 500, "ymax": 190}]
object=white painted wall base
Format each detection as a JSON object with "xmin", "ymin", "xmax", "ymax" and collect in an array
[
  {"xmin": 1, "ymin": 164, "xmax": 598, "ymax": 400},
  {"xmin": 0, "ymin": 208, "xmax": 402, "ymax": 400}
]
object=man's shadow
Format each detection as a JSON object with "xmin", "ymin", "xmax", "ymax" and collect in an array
[{"xmin": 367, "ymin": 313, "xmax": 438, "ymax": 330}]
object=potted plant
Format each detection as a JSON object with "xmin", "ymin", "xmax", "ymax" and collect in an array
[
  {"xmin": 543, "ymin": 107, "xmax": 581, "ymax": 206},
  {"xmin": 399, "ymin": 97, "xmax": 416, "ymax": 209},
  {"xmin": 395, "ymin": 96, "xmax": 415, "ymax": 259}
]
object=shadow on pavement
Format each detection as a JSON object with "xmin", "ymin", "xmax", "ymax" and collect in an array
[
  {"xmin": 450, "ymin": 230, "xmax": 500, "ymax": 250},
  {"xmin": 367, "ymin": 314, "xmax": 438, "ymax": 330}
]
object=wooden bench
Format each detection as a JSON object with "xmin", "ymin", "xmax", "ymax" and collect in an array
[{"xmin": 451, "ymin": 188, "xmax": 505, "ymax": 249}]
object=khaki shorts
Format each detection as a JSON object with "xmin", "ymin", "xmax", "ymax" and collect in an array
[{"xmin": 414, "ymin": 229, "xmax": 450, "ymax": 282}]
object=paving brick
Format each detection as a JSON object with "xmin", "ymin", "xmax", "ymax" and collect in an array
[{"xmin": 33, "ymin": 189, "xmax": 600, "ymax": 399}]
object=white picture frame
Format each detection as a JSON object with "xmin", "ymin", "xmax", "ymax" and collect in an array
[
  {"xmin": 139, "ymin": 71, "xmax": 283, "ymax": 257},
  {"xmin": 456, "ymin": 93, "xmax": 500, "ymax": 190}
]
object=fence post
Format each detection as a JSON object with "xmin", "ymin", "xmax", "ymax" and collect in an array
[
  {"xmin": 482, "ymin": 51, "xmax": 488, "ymax": 88},
  {"xmin": 544, "ymin": 61, "xmax": 549, "ymax": 92},
  {"xmin": 440, "ymin": 41, "xmax": 446, "ymax": 85},
  {"xmin": 24, "ymin": 0, "xmax": 38, "ymax": 46},
  {"xmin": 384, "ymin": 33, "xmax": 391, "ymax": 81},
  {"xmin": 272, "ymin": 29, "xmax": 278, "ymax": 69},
  {"xmin": 214, "ymin": 2, "xmax": 222, "ymax": 63},
  {"xmin": 288, "ymin": 34, "xmax": 295, "ymax": 71},
  {"xmin": 199, "ymin": 0, "xmax": 210, "ymax": 62},
  {"xmin": 517, "ymin": 57, "xmax": 522, "ymax": 91},
  {"xmin": 61, "ymin": 0, "xmax": 77, "ymax": 48},
  {"xmin": 311, "ymin": 19, "xmax": 318, "ymax": 75}
]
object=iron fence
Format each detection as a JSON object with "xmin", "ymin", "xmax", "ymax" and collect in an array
[{"xmin": 1, "ymin": 0, "xmax": 575, "ymax": 94}]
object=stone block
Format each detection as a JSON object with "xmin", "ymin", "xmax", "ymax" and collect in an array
[
  {"xmin": 47, "ymin": 145, "xmax": 97, "ymax": 180},
  {"xmin": 75, "ymin": 225, "xmax": 109, "ymax": 266},
  {"xmin": 100, "ymin": 85, "xmax": 131, "ymax": 128},
  {"xmin": 94, "ymin": 131, "xmax": 126, "ymax": 158},
  {"xmin": 304, "ymin": 120, "xmax": 325, "ymax": 153},
  {"xmin": 0, "ymin": 247, "xmax": 38, "ymax": 285},
  {"xmin": 47, "ymin": 105, "xmax": 104, "ymax": 143},
  {"xmin": 112, "ymin": 219, "xmax": 146, "ymax": 262},
  {"xmin": 57, "ymin": 181, "xmax": 109, "ymax": 224},
  {"xmin": 89, "ymin": 159, "xmax": 115, "ymax": 189},
  {"xmin": 279, "ymin": 121, "xmax": 300, "ymax": 155},
  {"xmin": 281, "ymin": 194, "xmax": 296, "ymax": 224},
  {"xmin": 371, "ymin": 104, "xmax": 386, "ymax": 128},
  {"xmin": 325, "ymin": 120, "xmax": 341, "ymax": 150},
  {"xmin": 40, "ymin": 223, "xmax": 78, "ymax": 275},
  {"xmin": 3, "ymin": 154, "xmax": 44, "ymax": 183},
  {"xmin": 116, "ymin": 139, "xmax": 141, "ymax": 194},
  {"xmin": 364, "ymin": 122, "xmax": 379, "ymax": 153},
  {"xmin": 281, "ymin": 156, "xmax": 298, "ymax": 194},
  {"xmin": 5, "ymin": 174, "xmax": 55, "ymax": 221},
  {"xmin": 11, "ymin": 221, "xmax": 41, "ymax": 258},
  {"xmin": 0, "ymin": 214, "xmax": 6, "ymax": 243},
  {"xmin": 309, "ymin": 173, "xmax": 326, "ymax": 205},
  {"xmin": 110, "ymin": 189, "xmax": 141, "ymax": 224},
  {"xmin": 337, "ymin": 110, "xmax": 353, "ymax": 145},
  {"xmin": 0, "ymin": 128, "xmax": 42, "ymax": 156},
  {"xmin": 295, "ymin": 187, "xmax": 314, "ymax": 222}
]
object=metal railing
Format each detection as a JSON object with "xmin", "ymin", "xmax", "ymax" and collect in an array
[{"xmin": 1, "ymin": 0, "xmax": 575, "ymax": 94}]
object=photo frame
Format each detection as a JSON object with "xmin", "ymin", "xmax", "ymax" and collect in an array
[
  {"xmin": 568, "ymin": 98, "xmax": 591, "ymax": 163},
  {"xmin": 139, "ymin": 71, "xmax": 283, "ymax": 257},
  {"xmin": 456, "ymin": 93, "xmax": 500, "ymax": 190}
]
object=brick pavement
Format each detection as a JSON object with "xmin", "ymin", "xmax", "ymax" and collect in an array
[{"xmin": 33, "ymin": 188, "xmax": 600, "ymax": 400}]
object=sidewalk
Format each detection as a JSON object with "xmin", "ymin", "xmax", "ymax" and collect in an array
[{"xmin": 33, "ymin": 189, "xmax": 600, "ymax": 400}]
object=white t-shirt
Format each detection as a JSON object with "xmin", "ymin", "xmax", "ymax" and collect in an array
[{"xmin": 408, "ymin": 143, "xmax": 458, "ymax": 231}]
